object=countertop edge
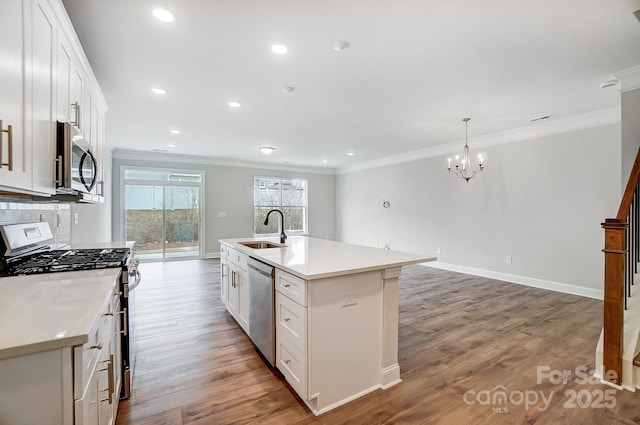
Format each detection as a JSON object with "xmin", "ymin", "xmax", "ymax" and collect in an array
[{"xmin": 0, "ymin": 335, "xmax": 86, "ymax": 361}]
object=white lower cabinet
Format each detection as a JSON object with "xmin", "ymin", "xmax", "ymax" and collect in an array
[
  {"xmin": 275, "ymin": 291, "xmax": 307, "ymax": 397},
  {"xmin": 276, "ymin": 269, "xmax": 388, "ymax": 416},
  {"xmin": 221, "ymin": 245, "xmax": 249, "ymax": 333},
  {"xmin": 74, "ymin": 283, "xmax": 118, "ymax": 425},
  {"xmin": 0, "ymin": 281, "xmax": 120, "ymax": 425}
]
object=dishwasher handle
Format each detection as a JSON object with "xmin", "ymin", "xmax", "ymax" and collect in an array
[{"xmin": 247, "ymin": 257, "xmax": 274, "ymax": 278}]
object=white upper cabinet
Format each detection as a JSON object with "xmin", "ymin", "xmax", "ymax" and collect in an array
[
  {"xmin": 30, "ymin": 0, "xmax": 57, "ymax": 194},
  {"xmin": 0, "ymin": 0, "xmax": 107, "ymax": 199},
  {"xmin": 0, "ymin": 0, "xmax": 31, "ymax": 191}
]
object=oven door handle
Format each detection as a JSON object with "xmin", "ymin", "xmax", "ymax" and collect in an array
[{"xmin": 127, "ymin": 270, "xmax": 141, "ymax": 292}]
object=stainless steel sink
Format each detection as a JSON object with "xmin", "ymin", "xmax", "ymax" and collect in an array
[{"xmin": 238, "ymin": 241, "xmax": 284, "ymax": 249}]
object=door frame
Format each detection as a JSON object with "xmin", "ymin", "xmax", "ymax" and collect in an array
[{"xmin": 119, "ymin": 166, "xmax": 205, "ymax": 261}]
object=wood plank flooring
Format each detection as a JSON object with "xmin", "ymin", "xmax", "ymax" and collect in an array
[{"xmin": 116, "ymin": 260, "xmax": 640, "ymax": 425}]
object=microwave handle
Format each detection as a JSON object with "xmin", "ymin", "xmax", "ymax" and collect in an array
[{"xmin": 78, "ymin": 150, "xmax": 98, "ymax": 192}]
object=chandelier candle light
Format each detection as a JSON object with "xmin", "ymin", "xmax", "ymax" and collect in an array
[{"xmin": 448, "ymin": 117, "xmax": 484, "ymax": 182}]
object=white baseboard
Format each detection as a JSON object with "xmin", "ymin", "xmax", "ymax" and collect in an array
[
  {"xmin": 204, "ymin": 252, "xmax": 220, "ymax": 259},
  {"xmin": 424, "ymin": 261, "xmax": 603, "ymax": 300}
]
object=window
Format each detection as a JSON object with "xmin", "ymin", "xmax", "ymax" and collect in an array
[{"xmin": 254, "ymin": 177, "xmax": 307, "ymax": 235}]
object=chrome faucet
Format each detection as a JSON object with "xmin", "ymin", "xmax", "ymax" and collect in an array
[{"xmin": 264, "ymin": 209, "xmax": 287, "ymax": 244}]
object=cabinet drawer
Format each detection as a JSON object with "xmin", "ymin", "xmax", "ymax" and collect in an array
[
  {"xmin": 275, "ymin": 269, "xmax": 306, "ymax": 306},
  {"xmin": 73, "ymin": 300, "xmax": 113, "ymax": 400},
  {"xmin": 276, "ymin": 336, "xmax": 307, "ymax": 398},
  {"xmin": 226, "ymin": 247, "xmax": 248, "ymax": 270},
  {"xmin": 276, "ymin": 292, "xmax": 306, "ymax": 354}
]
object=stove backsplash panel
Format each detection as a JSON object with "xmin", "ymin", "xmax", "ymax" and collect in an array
[{"xmin": 0, "ymin": 201, "xmax": 71, "ymax": 247}]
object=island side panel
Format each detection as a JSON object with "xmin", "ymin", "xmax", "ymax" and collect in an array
[
  {"xmin": 381, "ymin": 267, "xmax": 402, "ymax": 388},
  {"xmin": 307, "ymin": 270, "xmax": 384, "ymax": 414}
]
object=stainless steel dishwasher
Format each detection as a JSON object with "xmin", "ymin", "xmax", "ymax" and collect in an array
[{"xmin": 247, "ymin": 257, "xmax": 275, "ymax": 366}]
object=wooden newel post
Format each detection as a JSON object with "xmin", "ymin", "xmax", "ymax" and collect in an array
[{"xmin": 602, "ymin": 218, "xmax": 626, "ymax": 385}]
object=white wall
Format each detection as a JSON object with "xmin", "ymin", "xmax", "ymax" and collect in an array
[
  {"xmin": 621, "ymin": 87, "xmax": 640, "ymax": 187},
  {"xmin": 336, "ymin": 123, "xmax": 621, "ymax": 296},
  {"xmin": 111, "ymin": 156, "xmax": 336, "ymax": 256},
  {"xmin": 70, "ymin": 150, "xmax": 113, "ymax": 244}
]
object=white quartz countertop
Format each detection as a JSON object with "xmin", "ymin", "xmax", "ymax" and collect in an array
[
  {"xmin": 220, "ymin": 236, "xmax": 435, "ymax": 280},
  {"xmin": 0, "ymin": 268, "xmax": 121, "ymax": 360}
]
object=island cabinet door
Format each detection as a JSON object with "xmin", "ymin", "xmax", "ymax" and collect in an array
[
  {"xmin": 220, "ymin": 245, "xmax": 228, "ymax": 303},
  {"xmin": 227, "ymin": 263, "xmax": 240, "ymax": 318},
  {"xmin": 236, "ymin": 267, "xmax": 250, "ymax": 332}
]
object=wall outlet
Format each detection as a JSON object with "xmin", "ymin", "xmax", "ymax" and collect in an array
[
  {"xmin": 505, "ymin": 256, "xmax": 512, "ymax": 265},
  {"xmin": 74, "ymin": 213, "xmax": 79, "ymax": 225},
  {"xmin": 217, "ymin": 211, "xmax": 227, "ymax": 218},
  {"xmin": 436, "ymin": 247, "xmax": 441, "ymax": 255},
  {"xmin": 342, "ymin": 295, "xmax": 357, "ymax": 307}
]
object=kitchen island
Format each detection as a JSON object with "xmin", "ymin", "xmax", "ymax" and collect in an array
[{"xmin": 219, "ymin": 236, "xmax": 435, "ymax": 415}]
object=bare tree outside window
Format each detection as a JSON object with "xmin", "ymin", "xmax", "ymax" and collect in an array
[{"xmin": 254, "ymin": 177, "xmax": 307, "ymax": 235}]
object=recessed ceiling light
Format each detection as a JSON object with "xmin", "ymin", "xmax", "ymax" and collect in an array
[
  {"xmin": 259, "ymin": 146, "xmax": 275, "ymax": 155},
  {"xmin": 322, "ymin": 159, "xmax": 328, "ymax": 164},
  {"xmin": 332, "ymin": 41, "xmax": 350, "ymax": 51},
  {"xmin": 167, "ymin": 144, "xmax": 176, "ymax": 148},
  {"xmin": 169, "ymin": 128, "xmax": 181, "ymax": 135},
  {"xmin": 271, "ymin": 44, "xmax": 288, "ymax": 54},
  {"xmin": 152, "ymin": 8, "xmax": 174, "ymax": 23},
  {"xmin": 347, "ymin": 152, "xmax": 355, "ymax": 156},
  {"xmin": 228, "ymin": 100, "xmax": 242, "ymax": 108},
  {"xmin": 151, "ymin": 87, "xmax": 167, "ymax": 95}
]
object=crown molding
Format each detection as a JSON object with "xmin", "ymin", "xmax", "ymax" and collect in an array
[
  {"xmin": 111, "ymin": 106, "xmax": 621, "ymax": 177},
  {"xmin": 110, "ymin": 149, "xmax": 336, "ymax": 175},
  {"xmin": 336, "ymin": 106, "xmax": 621, "ymax": 175},
  {"xmin": 614, "ymin": 65, "xmax": 640, "ymax": 93}
]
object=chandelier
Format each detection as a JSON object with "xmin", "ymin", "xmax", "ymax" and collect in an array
[{"xmin": 447, "ymin": 117, "xmax": 484, "ymax": 182}]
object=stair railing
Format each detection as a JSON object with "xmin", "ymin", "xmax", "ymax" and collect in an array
[{"xmin": 602, "ymin": 147, "xmax": 640, "ymax": 385}]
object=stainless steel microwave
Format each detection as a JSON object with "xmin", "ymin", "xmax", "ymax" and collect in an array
[{"xmin": 55, "ymin": 121, "xmax": 98, "ymax": 194}]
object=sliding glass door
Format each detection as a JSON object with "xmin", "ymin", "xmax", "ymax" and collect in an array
[{"xmin": 123, "ymin": 169, "xmax": 203, "ymax": 260}]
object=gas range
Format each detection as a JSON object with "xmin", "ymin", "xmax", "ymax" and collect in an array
[
  {"xmin": 0, "ymin": 221, "xmax": 140, "ymax": 400},
  {"xmin": 5, "ymin": 247, "xmax": 131, "ymax": 276},
  {"xmin": 0, "ymin": 221, "xmax": 132, "ymax": 277}
]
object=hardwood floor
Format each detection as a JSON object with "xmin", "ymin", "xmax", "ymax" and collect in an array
[{"xmin": 116, "ymin": 260, "xmax": 640, "ymax": 425}]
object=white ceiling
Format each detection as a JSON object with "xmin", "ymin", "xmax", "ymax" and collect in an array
[{"xmin": 61, "ymin": 0, "xmax": 640, "ymax": 170}]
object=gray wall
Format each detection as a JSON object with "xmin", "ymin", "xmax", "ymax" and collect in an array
[
  {"xmin": 336, "ymin": 123, "xmax": 621, "ymax": 293},
  {"xmin": 111, "ymin": 156, "xmax": 336, "ymax": 256},
  {"xmin": 621, "ymin": 87, "xmax": 640, "ymax": 187}
]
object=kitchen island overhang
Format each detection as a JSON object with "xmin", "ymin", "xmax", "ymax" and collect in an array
[{"xmin": 219, "ymin": 236, "xmax": 435, "ymax": 415}]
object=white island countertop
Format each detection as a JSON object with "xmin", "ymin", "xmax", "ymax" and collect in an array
[
  {"xmin": 0, "ymin": 268, "xmax": 121, "ymax": 360},
  {"xmin": 220, "ymin": 236, "xmax": 435, "ymax": 280}
]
